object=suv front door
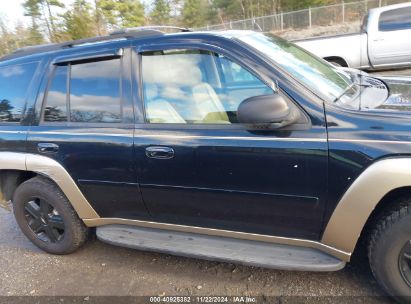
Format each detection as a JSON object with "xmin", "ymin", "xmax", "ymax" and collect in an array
[{"xmin": 133, "ymin": 42, "xmax": 328, "ymax": 240}]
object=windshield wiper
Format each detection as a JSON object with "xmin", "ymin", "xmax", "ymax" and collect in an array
[
  {"xmin": 333, "ymin": 82, "xmax": 359, "ymax": 103},
  {"xmin": 333, "ymin": 79, "xmax": 376, "ymax": 103}
]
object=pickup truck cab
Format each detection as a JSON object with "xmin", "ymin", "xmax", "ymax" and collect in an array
[
  {"xmin": 1, "ymin": 27, "xmax": 411, "ymax": 301},
  {"xmin": 295, "ymin": 2, "xmax": 411, "ymax": 70}
]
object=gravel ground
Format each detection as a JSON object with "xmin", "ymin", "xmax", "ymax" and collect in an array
[
  {"xmin": 0, "ymin": 207, "xmax": 394, "ymax": 303},
  {"xmin": 277, "ymin": 22, "xmax": 361, "ymax": 41},
  {"xmin": 370, "ymin": 68, "xmax": 411, "ymax": 77}
]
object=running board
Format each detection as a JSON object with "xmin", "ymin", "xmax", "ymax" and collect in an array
[{"xmin": 96, "ymin": 225, "xmax": 345, "ymax": 272}]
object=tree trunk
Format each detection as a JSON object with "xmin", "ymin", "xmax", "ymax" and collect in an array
[
  {"xmin": 45, "ymin": 0, "xmax": 56, "ymax": 41},
  {"xmin": 41, "ymin": 4, "xmax": 53, "ymax": 42},
  {"xmin": 240, "ymin": 0, "xmax": 246, "ymax": 19},
  {"xmin": 94, "ymin": 0, "xmax": 102, "ymax": 36}
]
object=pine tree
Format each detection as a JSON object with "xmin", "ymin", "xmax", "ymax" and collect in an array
[
  {"xmin": 99, "ymin": 0, "xmax": 146, "ymax": 29},
  {"xmin": 182, "ymin": 0, "xmax": 211, "ymax": 28},
  {"xmin": 98, "ymin": 0, "xmax": 120, "ymax": 29},
  {"xmin": 150, "ymin": 0, "xmax": 171, "ymax": 25},
  {"xmin": 116, "ymin": 0, "xmax": 146, "ymax": 27},
  {"xmin": 41, "ymin": 0, "xmax": 65, "ymax": 42},
  {"xmin": 93, "ymin": 0, "xmax": 105, "ymax": 35},
  {"xmin": 212, "ymin": 0, "xmax": 244, "ymax": 21},
  {"xmin": 0, "ymin": 17, "xmax": 13, "ymax": 56},
  {"xmin": 22, "ymin": 0, "xmax": 45, "ymax": 44},
  {"xmin": 63, "ymin": 0, "xmax": 95, "ymax": 40},
  {"xmin": 23, "ymin": 0, "xmax": 65, "ymax": 43}
]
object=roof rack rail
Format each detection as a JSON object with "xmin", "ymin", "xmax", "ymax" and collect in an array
[
  {"xmin": 110, "ymin": 26, "xmax": 192, "ymax": 35},
  {"xmin": 1, "ymin": 29, "xmax": 164, "ymax": 61}
]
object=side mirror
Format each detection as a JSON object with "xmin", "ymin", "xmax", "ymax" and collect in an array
[{"xmin": 237, "ymin": 93, "xmax": 295, "ymax": 128}]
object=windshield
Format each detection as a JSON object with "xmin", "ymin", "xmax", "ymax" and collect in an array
[{"xmin": 238, "ymin": 33, "xmax": 354, "ymax": 103}]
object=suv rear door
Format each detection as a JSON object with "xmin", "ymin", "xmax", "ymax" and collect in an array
[
  {"xmin": 132, "ymin": 41, "xmax": 328, "ymax": 240},
  {"xmin": 26, "ymin": 47, "xmax": 149, "ymax": 220}
]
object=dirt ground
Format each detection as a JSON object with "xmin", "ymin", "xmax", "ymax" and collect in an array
[{"xmin": 0, "ymin": 207, "xmax": 394, "ymax": 303}]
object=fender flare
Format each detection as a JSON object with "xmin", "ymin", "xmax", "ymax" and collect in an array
[
  {"xmin": 322, "ymin": 157, "xmax": 411, "ymax": 254},
  {"xmin": 0, "ymin": 152, "xmax": 99, "ymax": 219}
]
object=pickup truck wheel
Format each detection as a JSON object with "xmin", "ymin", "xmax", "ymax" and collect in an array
[
  {"xmin": 324, "ymin": 57, "xmax": 347, "ymax": 67},
  {"xmin": 368, "ymin": 199, "xmax": 411, "ymax": 301},
  {"xmin": 12, "ymin": 176, "xmax": 89, "ymax": 254}
]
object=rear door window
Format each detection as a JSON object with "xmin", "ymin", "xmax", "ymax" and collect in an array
[
  {"xmin": 42, "ymin": 58, "xmax": 122, "ymax": 123},
  {"xmin": 379, "ymin": 7, "xmax": 411, "ymax": 31},
  {"xmin": 70, "ymin": 60, "xmax": 121, "ymax": 123},
  {"xmin": 0, "ymin": 62, "xmax": 38, "ymax": 122}
]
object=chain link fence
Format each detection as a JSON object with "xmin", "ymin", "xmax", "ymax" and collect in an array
[{"xmin": 197, "ymin": 0, "xmax": 409, "ymax": 37}]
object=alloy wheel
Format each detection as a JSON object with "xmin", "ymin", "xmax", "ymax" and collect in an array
[
  {"xmin": 399, "ymin": 240, "xmax": 411, "ymax": 288},
  {"xmin": 23, "ymin": 198, "xmax": 65, "ymax": 243}
]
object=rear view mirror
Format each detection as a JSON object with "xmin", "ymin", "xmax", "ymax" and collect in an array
[{"xmin": 237, "ymin": 93, "xmax": 296, "ymax": 128}]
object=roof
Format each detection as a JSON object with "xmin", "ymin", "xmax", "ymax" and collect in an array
[
  {"xmin": 0, "ymin": 26, "xmax": 192, "ymax": 62},
  {"xmin": 0, "ymin": 27, "xmax": 260, "ymax": 64}
]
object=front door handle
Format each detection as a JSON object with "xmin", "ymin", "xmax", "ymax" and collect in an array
[
  {"xmin": 145, "ymin": 146, "xmax": 174, "ymax": 159},
  {"xmin": 37, "ymin": 143, "xmax": 59, "ymax": 154}
]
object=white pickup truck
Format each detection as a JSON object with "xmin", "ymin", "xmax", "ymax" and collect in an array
[{"xmin": 294, "ymin": 2, "xmax": 411, "ymax": 70}]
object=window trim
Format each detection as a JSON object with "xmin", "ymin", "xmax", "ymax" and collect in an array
[
  {"xmin": 137, "ymin": 43, "xmax": 284, "ymax": 127},
  {"xmin": 132, "ymin": 120, "xmax": 311, "ymax": 131},
  {"xmin": 40, "ymin": 64, "xmax": 69, "ymax": 123},
  {"xmin": 40, "ymin": 54, "xmax": 126, "ymax": 126},
  {"xmin": 53, "ymin": 48, "xmax": 123, "ymax": 65}
]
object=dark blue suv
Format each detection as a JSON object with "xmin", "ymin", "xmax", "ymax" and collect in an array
[{"xmin": 1, "ymin": 27, "xmax": 411, "ymax": 301}]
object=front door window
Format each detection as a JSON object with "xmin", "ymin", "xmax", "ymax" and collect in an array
[{"xmin": 141, "ymin": 49, "xmax": 273, "ymax": 124}]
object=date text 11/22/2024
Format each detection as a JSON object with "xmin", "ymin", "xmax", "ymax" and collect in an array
[{"xmin": 149, "ymin": 296, "xmax": 257, "ymax": 303}]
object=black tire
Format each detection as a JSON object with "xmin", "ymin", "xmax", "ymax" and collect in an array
[
  {"xmin": 12, "ymin": 176, "xmax": 89, "ymax": 254},
  {"xmin": 368, "ymin": 198, "xmax": 411, "ymax": 302}
]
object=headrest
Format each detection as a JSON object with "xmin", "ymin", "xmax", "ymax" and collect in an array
[{"xmin": 142, "ymin": 54, "xmax": 203, "ymax": 86}]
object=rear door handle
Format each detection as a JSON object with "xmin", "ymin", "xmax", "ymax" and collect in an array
[
  {"xmin": 37, "ymin": 143, "xmax": 59, "ymax": 154},
  {"xmin": 145, "ymin": 146, "xmax": 174, "ymax": 159}
]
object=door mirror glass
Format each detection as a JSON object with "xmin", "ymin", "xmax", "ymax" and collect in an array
[{"xmin": 237, "ymin": 93, "xmax": 296, "ymax": 128}]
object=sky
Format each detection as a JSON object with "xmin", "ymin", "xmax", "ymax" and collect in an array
[
  {"xmin": 0, "ymin": 0, "xmax": 30, "ymax": 26},
  {"xmin": 0, "ymin": 0, "xmax": 75, "ymax": 28}
]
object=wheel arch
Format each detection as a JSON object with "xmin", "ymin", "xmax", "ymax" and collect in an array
[
  {"xmin": 323, "ymin": 56, "xmax": 349, "ymax": 67},
  {"xmin": 0, "ymin": 169, "xmax": 37, "ymax": 206},
  {"xmin": 358, "ymin": 186, "xmax": 411, "ymax": 248},
  {"xmin": 0, "ymin": 152, "xmax": 99, "ymax": 220},
  {"xmin": 366, "ymin": 186, "xmax": 411, "ymax": 223},
  {"xmin": 322, "ymin": 158, "xmax": 411, "ymax": 257}
]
